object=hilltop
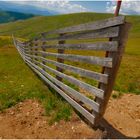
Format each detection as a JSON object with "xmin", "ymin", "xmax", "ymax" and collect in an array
[{"xmin": 0, "ymin": 12, "xmax": 139, "ymax": 39}]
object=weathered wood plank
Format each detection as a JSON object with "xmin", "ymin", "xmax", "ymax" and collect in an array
[
  {"xmin": 25, "ymin": 54, "xmax": 108, "ymax": 83},
  {"xmin": 16, "ymin": 39, "xmax": 24, "ymax": 44},
  {"xmin": 42, "ymin": 16, "xmax": 124, "ymax": 35},
  {"xmin": 14, "ymin": 16, "xmax": 124, "ymax": 47},
  {"xmin": 17, "ymin": 42, "xmax": 25, "ymax": 47},
  {"xmin": 27, "ymin": 51, "xmax": 112, "ymax": 68},
  {"xmin": 25, "ymin": 57, "xmax": 104, "ymax": 99},
  {"xmin": 25, "ymin": 59, "xmax": 100, "ymax": 112},
  {"xmin": 43, "ymin": 26, "xmax": 119, "ymax": 41},
  {"xmin": 26, "ymin": 60, "xmax": 95, "ymax": 124},
  {"xmin": 31, "ymin": 41, "xmax": 118, "ymax": 52}
]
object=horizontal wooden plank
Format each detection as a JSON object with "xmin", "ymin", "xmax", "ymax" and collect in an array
[
  {"xmin": 26, "ymin": 54, "xmax": 108, "ymax": 83},
  {"xmin": 25, "ymin": 59, "xmax": 100, "ymax": 112},
  {"xmin": 42, "ymin": 16, "xmax": 124, "ymax": 35},
  {"xmin": 26, "ymin": 60, "xmax": 95, "ymax": 124},
  {"xmin": 17, "ymin": 42, "xmax": 26, "ymax": 47},
  {"xmin": 43, "ymin": 26, "xmax": 119, "ymax": 41},
  {"xmin": 26, "ymin": 50, "xmax": 112, "ymax": 68},
  {"xmin": 25, "ymin": 57, "xmax": 104, "ymax": 99},
  {"xmin": 15, "ymin": 39, "xmax": 23, "ymax": 44},
  {"xmin": 31, "ymin": 41, "xmax": 118, "ymax": 52},
  {"xmin": 19, "ymin": 47, "xmax": 29, "ymax": 52},
  {"xmin": 15, "ymin": 39, "xmax": 28, "ymax": 47},
  {"xmin": 17, "ymin": 46, "xmax": 30, "ymax": 53},
  {"xmin": 15, "ymin": 16, "xmax": 124, "ymax": 46},
  {"xmin": 15, "ymin": 39, "xmax": 31, "ymax": 47}
]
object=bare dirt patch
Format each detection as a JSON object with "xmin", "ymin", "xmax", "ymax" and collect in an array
[{"xmin": 0, "ymin": 94, "xmax": 140, "ymax": 139}]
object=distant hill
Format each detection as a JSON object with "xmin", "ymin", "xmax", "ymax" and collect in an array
[
  {"xmin": 0, "ymin": 12, "xmax": 139, "ymax": 39},
  {"xmin": 0, "ymin": 10, "xmax": 35, "ymax": 24}
]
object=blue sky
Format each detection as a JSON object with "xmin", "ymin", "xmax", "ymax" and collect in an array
[{"xmin": 0, "ymin": 0, "xmax": 140, "ymax": 15}]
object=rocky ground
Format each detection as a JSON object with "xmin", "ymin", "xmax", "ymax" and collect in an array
[{"xmin": 0, "ymin": 94, "xmax": 140, "ymax": 139}]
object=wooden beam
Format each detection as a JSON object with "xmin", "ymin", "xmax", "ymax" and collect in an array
[
  {"xmin": 95, "ymin": 22, "xmax": 132, "ymax": 126},
  {"xmin": 30, "ymin": 41, "xmax": 118, "ymax": 52},
  {"xmin": 56, "ymin": 33, "xmax": 65, "ymax": 81},
  {"xmin": 25, "ymin": 54, "xmax": 108, "ymax": 84},
  {"xmin": 26, "ymin": 51, "xmax": 113, "ymax": 68},
  {"xmin": 42, "ymin": 16, "xmax": 124, "ymax": 35}
]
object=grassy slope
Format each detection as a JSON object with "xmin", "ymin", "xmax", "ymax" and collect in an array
[
  {"xmin": 0, "ymin": 13, "xmax": 139, "ymax": 38},
  {"xmin": 0, "ymin": 36, "xmax": 71, "ymax": 123},
  {"xmin": 0, "ymin": 12, "xmax": 139, "ymax": 93},
  {"xmin": 0, "ymin": 13, "xmax": 117, "ymax": 38},
  {"xmin": 0, "ymin": 13, "xmax": 139, "ymax": 122}
]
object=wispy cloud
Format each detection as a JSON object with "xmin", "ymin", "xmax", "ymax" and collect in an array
[
  {"xmin": 8, "ymin": 0, "xmax": 89, "ymax": 14},
  {"xmin": 106, "ymin": 0, "xmax": 140, "ymax": 15}
]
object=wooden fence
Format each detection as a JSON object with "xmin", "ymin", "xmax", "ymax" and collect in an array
[{"xmin": 13, "ymin": 16, "xmax": 131, "ymax": 126}]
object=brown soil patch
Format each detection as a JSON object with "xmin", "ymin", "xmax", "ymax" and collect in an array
[{"xmin": 0, "ymin": 94, "xmax": 140, "ymax": 139}]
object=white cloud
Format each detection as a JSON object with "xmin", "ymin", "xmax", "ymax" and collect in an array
[
  {"xmin": 106, "ymin": 0, "xmax": 140, "ymax": 15},
  {"xmin": 8, "ymin": 0, "xmax": 89, "ymax": 14}
]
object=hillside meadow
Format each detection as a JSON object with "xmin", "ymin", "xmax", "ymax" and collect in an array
[{"xmin": 0, "ymin": 13, "xmax": 140, "ymax": 122}]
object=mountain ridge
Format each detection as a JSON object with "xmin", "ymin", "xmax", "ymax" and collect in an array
[{"xmin": 0, "ymin": 10, "xmax": 35, "ymax": 24}]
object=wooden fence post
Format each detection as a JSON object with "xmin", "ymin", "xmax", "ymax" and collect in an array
[
  {"xmin": 56, "ymin": 33, "xmax": 65, "ymax": 81},
  {"xmin": 95, "ymin": 23, "xmax": 131, "ymax": 126},
  {"xmin": 29, "ymin": 42, "xmax": 33, "ymax": 63},
  {"xmin": 41, "ymin": 35, "xmax": 47, "ymax": 71},
  {"xmin": 34, "ymin": 38, "xmax": 38, "ymax": 65}
]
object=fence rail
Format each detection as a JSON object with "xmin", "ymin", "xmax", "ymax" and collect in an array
[{"xmin": 13, "ymin": 15, "xmax": 131, "ymax": 126}]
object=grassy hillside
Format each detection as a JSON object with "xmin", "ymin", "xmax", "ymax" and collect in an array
[
  {"xmin": 0, "ymin": 13, "xmax": 140, "ymax": 120},
  {"xmin": 0, "ymin": 36, "xmax": 71, "ymax": 123},
  {"xmin": 0, "ymin": 10, "xmax": 35, "ymax": 24},
  {"xmin": 0, "ymin": 12, "xmax": 139, "ymax": 38},
  {"xmin": 0, "ymin": 12, "xmax": 139, "ymax": 94}
]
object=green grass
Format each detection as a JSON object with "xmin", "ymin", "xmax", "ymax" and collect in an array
[
  {"xmin": 0, "ymin": 37, "xmax": 72, "ymax": 123},
  {"xmin": 112, "ymin": 91, "xmax": 123, "ymax": 99},
  {"xmin": 0, "ymin": 13, "xmax": 140, "ymax": 122},
  {"xmin": 0, "ymin": 36, "xmax": 12, "ymax": 47}
]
